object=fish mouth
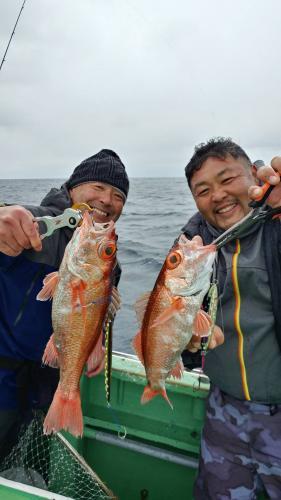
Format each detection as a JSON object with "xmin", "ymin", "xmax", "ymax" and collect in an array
[
  {"xmin": 177, "ymin": 251, "xmax": 216, "ymax": 297},
  {"xmin": 92, "ymin": 219, "xmax": 115, "ymax": 237}
]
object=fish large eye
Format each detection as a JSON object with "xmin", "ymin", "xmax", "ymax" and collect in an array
[
  {"xmin": 166, "ymin": 251, "xmax": 182, "ymax": 270},
  {"xmin": 98, "ymin": 241, "xmax": 116, "ymax": 260}
]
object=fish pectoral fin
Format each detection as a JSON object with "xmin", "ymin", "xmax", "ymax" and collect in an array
[
  {"xmin": 42, "ymin": 334, "xmax": 60, "ymax": 368},
  {"xmin": 134, "ymin": 291, "xmax": 152, "ymax": 326},
  {"xmin": 150, "ymin": 297, "xmax": 185, "ymax": 328},
  {"xmin": 193, "ymin": 309, "xmax": 212, "ymax": 336},
  {"xmin": 86, "ymin": 333, "xmax": 105, "ymax": 377},
  {"xmin": 132, "ymin": 330, "xmax": 144, "ymax": 365},
  {"xmin": 36, "ymin": 272, "xmax": 59, "ymax": 301},
  {"xmin": 169, "ymin": 359, "xmax": 184, "ymax": 380},
  {"xmin": 70, "ymin": 279, "xmax": 87, "ymax": 325},
  {"xmin": 86, "ymin": 356, "xmax": 105, "ymax": 377},
  {"xmin": 70, "ymin": 279, "xmax": 87, "ymax": 298}
]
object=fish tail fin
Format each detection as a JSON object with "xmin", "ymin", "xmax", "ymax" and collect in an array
[
  {"xmin": 141, "ymin": 385, "xmax": 173, "ymax": 409},
  {"xmin": 43, "ymin": 385, "xmax": 83, "ymax": 437}
]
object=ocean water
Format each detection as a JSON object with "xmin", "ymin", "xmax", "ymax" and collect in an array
[{"xmin": 0, "ymin": 178, "xmax": 196, "ymax": 353}]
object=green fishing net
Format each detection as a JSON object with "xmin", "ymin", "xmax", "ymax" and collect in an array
[{"xmin": 0, "ymin": 411, "xmax": 115, "ymax": 499}]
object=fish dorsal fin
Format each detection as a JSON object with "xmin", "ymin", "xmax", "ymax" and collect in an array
[
  {"xmin": 134, "ymin": 291, "xmax": 151, "ymax": 326},
  {"xmin": 106, "ymin": 286, "xmax": 121, "ymax": 322}
]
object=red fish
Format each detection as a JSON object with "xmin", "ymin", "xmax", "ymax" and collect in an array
[
  {"xmin": 37, "ymin": 212, "xmax": 120, "ymax": 436},
  {"xmin": 132, "ymin": 235, "xmax": 216, "ymax": 407}
]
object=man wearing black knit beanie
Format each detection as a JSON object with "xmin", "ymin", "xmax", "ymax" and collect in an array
[
  {"xmin": 0, "ymin": 148, "xmax": 129, "ymax": 258},
  {"xmin": 0, "ymin": 148, "xmax": 129, "ymax": 463},
  {"xmin": 65, "ymin": 149, "xmax": 129, "ymax": 224}
]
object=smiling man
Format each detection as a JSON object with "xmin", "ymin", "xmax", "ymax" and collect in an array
[
  {"xmin": 190, "ymin": 154, "xmax": 255, "ymax": 231},
  {"xmin": 181, "ymin": 137, "xmax": 281, "ymax": 499},
  {"xmin": 67, "ymin": 151, "xmax": 126, "ymax": 224},
  {"xmin": 0, "ymin": 149, "xmax": 129, "ymax": 463}
]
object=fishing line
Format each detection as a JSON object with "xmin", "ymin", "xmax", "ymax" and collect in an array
[
  {"xmin": 0, "ymin": 0, "xmax": 28, "ymax": 73},
  {"xmin": 103, "ymin": 319, "xmax": 126, "ymax": 439},
  {"xmin": 106, "ymin": 403, "xmax": 127, "ymax": 440}
]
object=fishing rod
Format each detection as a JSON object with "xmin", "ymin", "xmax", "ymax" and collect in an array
[{"xmin": 0, "ymin": 0, "xmax": 27, "ymax": 73}]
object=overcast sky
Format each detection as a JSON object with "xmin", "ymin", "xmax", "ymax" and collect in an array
[{"xmin": 0, "ymin": 0, "xmax": 280, "ymax": 178}]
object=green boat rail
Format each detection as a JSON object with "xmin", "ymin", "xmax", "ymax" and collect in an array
[{"xmin": 0, "ymin": 476, "xmax": 73, "ymax": 500}]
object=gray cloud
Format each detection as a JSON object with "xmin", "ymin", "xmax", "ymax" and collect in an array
[{"xmin": 0, "ymin": 0, "xmax": 280, "ymax": 178}]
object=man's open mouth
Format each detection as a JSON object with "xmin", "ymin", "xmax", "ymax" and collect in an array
[
  {"xmin": 92, "ymin": 206, "xmax": 109, "ymax": 217},
  {"xmin": 216, "ymin": 203, "xmax": 237, "ymax": 215}
]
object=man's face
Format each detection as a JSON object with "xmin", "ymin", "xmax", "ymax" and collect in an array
[
  {"xmin": 70, "ymin": 182, "xmax": 125, "ymax": 223},
  {"xmin": 190, "ymin": 156, "xmax": 257, "ymax": 231}
]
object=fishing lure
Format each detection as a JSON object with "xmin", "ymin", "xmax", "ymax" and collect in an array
[
  {"xmin": 104, "ymin": 319, "xmax": 113, "ymax": 404},
  {"xmin": 200, "ymin": 281, "xmax": 219, "ymax": 369}
]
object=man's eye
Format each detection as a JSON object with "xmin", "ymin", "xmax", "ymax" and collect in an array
[
  {"xmin": 93, "ymin": 185, "xmax": 104, "ymax": 191},
  {"xmin": 222, "ymin": 177, "xmax": 234, "ymax": 184},
  {"xmin": 197, "ymin": 189, "xmax": 209, "ymax": 197},
  {"xmin": 114, "ymin": 194, "xmax": 124, "ymax": 202}
]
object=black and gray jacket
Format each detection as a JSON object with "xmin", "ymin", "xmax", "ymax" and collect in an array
[{"xmin": 182, "ymin": 212, "xmax": 281, "ymax": 403}]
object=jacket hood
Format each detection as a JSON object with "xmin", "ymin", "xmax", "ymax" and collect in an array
[{"xmin": 40, "ymin": 183, "xmax": 71, "ymax": 211}]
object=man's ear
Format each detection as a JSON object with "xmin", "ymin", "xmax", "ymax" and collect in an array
[
  {"xmin": 251, "ymin": 160, "xmax": 265, "ymax": 186},
  {"xmin": 251, "ymin": 165, "xmax": 262, "ymax": 186}
]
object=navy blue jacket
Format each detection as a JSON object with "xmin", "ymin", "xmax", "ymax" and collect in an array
[
  {"xmin": 0, "ymin": 185, "xmax": 73, "ymax": 410},
  {"xmin": 0, "ymin": 185, "xmax": 121, "ymax": 410},
  {"xmin": 0, "ymin": 253, "xmax": 57, "ymax": 409}
]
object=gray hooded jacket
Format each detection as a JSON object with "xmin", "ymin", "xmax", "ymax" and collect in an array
[{"xmin": 182, "ymin": 212, "xmax": 281, "ymax": 403}]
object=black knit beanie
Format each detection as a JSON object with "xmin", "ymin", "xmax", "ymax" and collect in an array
[{"xmin": 66, "ymin": 149, "xmax": 129, "ymax": 200}]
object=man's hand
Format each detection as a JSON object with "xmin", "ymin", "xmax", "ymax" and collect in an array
[
  {"xmin": 249, "ymin": 156, "xmax": 281, "ymax": 208},
  {"xmin": 186, "ymin": 325, "xmax": 224, "ymax": 353},
  {"xmin": 0, "ymin": 205, "xmax": 42, "ymax": 256}
]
